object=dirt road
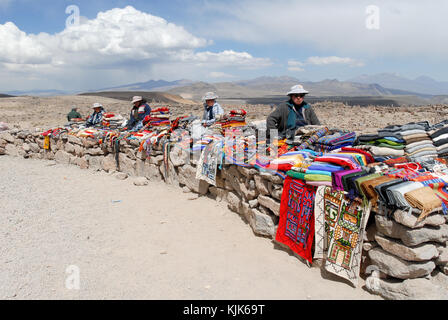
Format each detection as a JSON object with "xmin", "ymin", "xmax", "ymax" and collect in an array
[{"xmin": 0, "ymin": 156, "xmax": 378, "ymax": 299}]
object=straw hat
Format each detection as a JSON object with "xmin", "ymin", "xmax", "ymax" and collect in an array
[
  {"xmin": 202, "ymin": 92, "xmax": 218, "ymax": 101},
  {"xmin": 131, "ymin": 96, "xmax": 143, "ymax": 104}
]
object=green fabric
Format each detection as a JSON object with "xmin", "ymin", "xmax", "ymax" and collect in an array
[
  {"xmin": 364, "ymin": 141, "xmax": 405, "ymax": 150},
  {"xmin": 354, "ymin": 173, "xmax": 383, "ymax": 206},
  {"xmin": 286, "ymin": 170, "xmax": 306, "ymax": 180},
  {"xmin": 304, "ymin": 174, "xmax": 332, "ymax": 182}
]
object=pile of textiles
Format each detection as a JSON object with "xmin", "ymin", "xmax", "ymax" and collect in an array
[
  {"xmin": 429, "ymin": 121, "xmax": 448, "ymax": 157},
  {"xmin": 356, "ymin": 130, "xmax": 405, "ymax": 158},
  {"xmin": 314, "ymin": 130, "xmax": 356, "ymax": 152},
  {"xmin": 218, "ymin": 109, "xmax": 247, "ymax": 128},
  {"xmin": 102, "ymin": 113, "xmax": 125, "ymax": 129},
  {"xmin": 400, "ymin": 125, "xmax": 437, "ymax": 160},
  {"xmin": 143, "ymin": 107, "xmax": 171, "ymax": 128}
]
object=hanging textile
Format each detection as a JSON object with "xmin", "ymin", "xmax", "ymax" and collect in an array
[
  {"xmin": 314, "ymin": 186, "xmax": 371, "ymax": 287},
  {"xmin": 196, "ymin": 139, "xmax": 223, "ymax": 186},
  {"xmin": 275, "ymin": 177, "xmax": 317, "ymax": 263}
]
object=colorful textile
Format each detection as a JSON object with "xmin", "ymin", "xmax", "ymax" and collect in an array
[
  {"xmin": 276, "ymin": 177, "xmax": 317, "ymax": 263},
  {"xmin": 314, "ymin": 186, "xmax": 371, "ymax": 287},
  {"xmin": 195, "ymin": 139, "xmax": 223, "ymax": 185}
]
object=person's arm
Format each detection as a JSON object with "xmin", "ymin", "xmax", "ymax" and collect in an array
[{"xmin": 266, "ymin": 105, "xmax": 282, "ymax": 131}]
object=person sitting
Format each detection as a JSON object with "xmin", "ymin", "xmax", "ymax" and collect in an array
[
  {"xmin": 127, "ymin": 96, "xmax": 151, "ymax": 131},
  {"xmin": 67, "ymin": 106, "xmax": 82, "ymax": 122},
  {"xmin": 85, "ymin": 103, "xmax": 105, "ymax": 127},
  {"xmin": 266, "ymin": 84, "xmax": 320, "ymax": 140},
  {"xmin": 201, "ymin": 92, "xmax": 224, "ymax": 127}
]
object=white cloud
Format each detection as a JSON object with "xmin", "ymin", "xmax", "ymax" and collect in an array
[
  {"xmin": 306, "ymin": 56, "xmax": 364, "ymax": 67},
  {"xmin": 196, "ymin": 0, "xmax": 448, "ymax": 58},
  {"xmin": 209, "ymin": 71, "xmax": 235, "ymax": 78},
  {"xmin": 288, "ymin": 60, "xmax": 305, "ymax": 72},
  {"xmin": 0, "ymin": 6, "xmax": 271, "ymax": 90}
]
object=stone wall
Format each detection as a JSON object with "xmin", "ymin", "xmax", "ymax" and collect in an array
[{"xmin": 2, "ymin": 128, "xmax": 448, "ymax": 299}]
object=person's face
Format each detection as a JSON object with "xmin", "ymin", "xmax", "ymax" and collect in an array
[
  {"xmin": 94, "ymin": 107, "xmax": 101, "ymax": 113},
  {"xmin": 133, "ymin": 101, "xmax": 140, "ymax": 108},
  {"xmin": 291, "ymin": 94, "xmax": 305, "ymax": 104},
  {"xmin": 206, "ymin": 99, "xmax": 215, "ymax": 107}
]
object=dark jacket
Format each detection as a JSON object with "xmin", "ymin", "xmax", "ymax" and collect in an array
[
  {"xmin": 128, "ymin": 103, "xmax": 151, "ymax": 130},
  {"xmin": 266, "ymin": 100, "xmax": 320, "ymax": 139},
  {"xmin": 67, "ymin": 108, "xmax": 82, "ymax": 121}
]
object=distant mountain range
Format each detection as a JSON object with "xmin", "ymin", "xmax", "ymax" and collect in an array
[
  {"xmin": 348, "ymin": 73, "xmax": 448, "ymax": 96},
  {"xmin": 3, "ymin": 74, "xmax": 448, "ymax": 104}
]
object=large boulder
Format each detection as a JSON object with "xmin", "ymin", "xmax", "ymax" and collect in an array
[
  {"xmin": 249, "ymin": 209, "xmax": 275, "ymax": 237},
  {"xmin": 67, "ymin": 135, "xmax": 83, "ymax": 145},
  {"xmin": 254, "ymin": 175, "xmax": 270, "ymax": 196},
  {"xmin": 375, "ymin": 233, "xmax": 439, "ymax": 262},
  {"xmin": 29, "ymin": 143, "xmax": 40, "ymax": 153},
  {"xmin": 368, "ymin": 247, "xmax": 436, "ymax": 279},
  {"xmin": 0, "ymin": 132, "xmax": 15, "ymax": 143},
  {"xmin": 258, "ymin": 195, "xmax": 280, "ymax": 216},
  {"xmin": 227, "ymin": 192, "xmax": 241, "ymax": 213},
  {"xmin": 209, "ymin": 186, "xmax": 228, "ymax": 202},
  {"xmin": 170, "ymin": 147, "xmax": 190, "ymax": 167},
  {"xmin": 366, "ymin": 277, "xmax": 448, "ymax": 300},
  {"xmin": 393, "ymin": 209, "xmax": 446, "ymax": 228},
  {"xmin": 86, "ymin": 155, "xmax": 104, "ymax": 170},
  {"xmin": 54, "ymin": 150, "xmax": 71, "ymax": 164},
  {"xmin": 144, "ymin": 163, "xmax": 162, "ymax": 181},
  {"xmin": 86, "ymin": 147, "xmax": 104, "ymax": 156},
  {"xmin": 375, "ymin": 215, "xmax": 448, "ymax": 246},
  {"xmin": 118, "ymin": 153, "xmax": 136, "ymax": 176},
  {"xmin": 101, "ymin": 154, "xmax": 117, "ymax": 172},
  {"xmin": 178, "ymin": 165, "xmax": 208, "ymax": 194},
  {"xmin": 82, "ymin": 138, "xmax": 98, "ymax": 148}
]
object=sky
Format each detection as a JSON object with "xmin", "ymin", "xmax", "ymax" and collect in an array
[{"xmin": 0, "ymin": 0, "xmax": 447, "ymax": 91}]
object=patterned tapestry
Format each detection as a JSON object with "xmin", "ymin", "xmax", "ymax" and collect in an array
[
  {"xmin": 314, "ymin": 186, "xmax": 371, "ymax": 287},
  {"xmin": 196, "ymin": 140, "xmax": 222, "ymax": 186},
  {"xmin": 275, "ymin": 177, "xmax": 317, "ymax": 263}
]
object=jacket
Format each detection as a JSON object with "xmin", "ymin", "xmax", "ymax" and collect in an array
[
  {"xmin": 266, "ymin": 100, "xmax": 320, "ymax": 139},
  {"xmin": 128, "ymin": 103, "xmax": 151, "ymax": 130},
  {"xmin": 67, "ymin": 108, "xmax": 82, "ymax": 121},
  {"xmin": 85, "ymin": 108, "xmax": 104, "ymax": 127},
  {"xmin": 202, "ymin": 102, "xmax": 224, "ymax": 126}
]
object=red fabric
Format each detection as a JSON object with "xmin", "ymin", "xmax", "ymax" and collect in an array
[
  {"xmin": 340, "ymin": 147, "xmax": 375, "ymax": 164},
  {"xmin": 229, "ymin": 109, "xmax": 247, "ymax": 116},
  {"xmin": 275, "ymin": 177, "xmax": 316, "ymax": 263},
  {"xmin": 313, "ymin": 155, "xmax": 360, "ymax": 170},
  {"xmin": 264, "ymin": 163, "xmax": 293, "ymax": 172}
]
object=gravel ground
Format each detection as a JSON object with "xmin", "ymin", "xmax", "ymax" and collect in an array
[{"xmin": 0, "ymin": 156, "xmax": 379, "ymax": 300}]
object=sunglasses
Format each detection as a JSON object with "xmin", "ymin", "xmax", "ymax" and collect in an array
[{"xmin": 292, "ymin": 94, "xmax": 305, "ymax": 98}]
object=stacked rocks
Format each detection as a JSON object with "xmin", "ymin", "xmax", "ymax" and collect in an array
[{"xmin": 365, "ymin": 210, "xmax": 448, "ymax": 299}]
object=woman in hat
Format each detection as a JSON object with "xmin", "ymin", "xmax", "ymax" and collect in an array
[
  {"xmin": 266, "ymin": 84, "xmax": 320, "ymax": 140},
  {"xmin": 201, "ymin": 92, "xmax": 224, "ymax": 127},
  {"xmin": 85, "ymin": 103, "xmax": 105, "ymax": 127},
  {"xmin": 127, "ymin": 96, "xmax": 151, "ymax": 131}
]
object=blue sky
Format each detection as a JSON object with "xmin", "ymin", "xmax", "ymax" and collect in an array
[{"xmin": 0, "ymin": 0, "xmax": 447, "ymax": 91}]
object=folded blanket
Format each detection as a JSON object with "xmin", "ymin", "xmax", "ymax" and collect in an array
[
  {"xmin": 385, "ymin": 181, "xmax": 424, "ymax": 208},
  {"xmin": 369, "ymin": 146, "xmax": 405, "ymax": 157},
  {"xmin": 360, "ymin": 175, "xmax": 395, "ymax": 205},
  {"xmin": 405, "ymin": 187, "xmax": 443, "ymax": 221},
  {"xmin": 400, "ymin": 129, "xmax": 427, "ymax": 136}
]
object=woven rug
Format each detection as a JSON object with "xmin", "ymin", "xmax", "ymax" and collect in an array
[
  {"xmin": 196, "ymin": 140, "xmax": 222, "ymax": 186},
  {"xmin": 275, "ymin": 177, "xmax": 317, "ymax": 263},
  {"xmin": 314, "ymin": 186, "xmax": 371, "ymax": 287}
]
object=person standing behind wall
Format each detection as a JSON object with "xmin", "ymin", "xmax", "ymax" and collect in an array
[
  {"xmin": 266, "ymin": 84, "xmax": 320, "ymax": 140},
  {"xmin": 67, "ymin": 106, "xmax": 82, "ymax": 122},
  {"xmin": 127, "ymin": 96, "xmax": 151, "ymax": 131},
  {"xmin": 201, "ymin": 92, "xmax": 224, "ymax": 127}
]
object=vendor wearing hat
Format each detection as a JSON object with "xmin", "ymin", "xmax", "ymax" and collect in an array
[
  {"xmin": 127, "ymin": 96, "xmax": 151, "ymax": 131},
  {"xmin": 85, "ymin": 102, "xmax": 105, "ymax": 127},
  {"xmin": 201, "ymin": 91, "xmax": 224, "ymax": 127},
  {"xmin": 266, "ymin": 84, "xmax": 320, "ymax": 140}
]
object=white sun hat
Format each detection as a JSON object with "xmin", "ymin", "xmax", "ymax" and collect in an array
[
  {"xmin": 131, "ymin": 96, "xmax": 143, "ymax": 104},
  {"xmin": 202, "ymin": 92, "xmax": 218, "ymax": 101},
  {"xmin": 92, "ymin": 102, "xmax": 103, "ymax": 109},
  {"xmin": 287, "ymin": 84, "xmax": 309, "ymax": 96}
]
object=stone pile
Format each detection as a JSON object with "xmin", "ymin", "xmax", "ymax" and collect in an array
[
  {"xmin": 2, "ymin": 127, "xmax": 448, "ymax": 299},
  {"xmin": 364, "ymin": 208, "xmax": 448, "ymax": 299}
]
